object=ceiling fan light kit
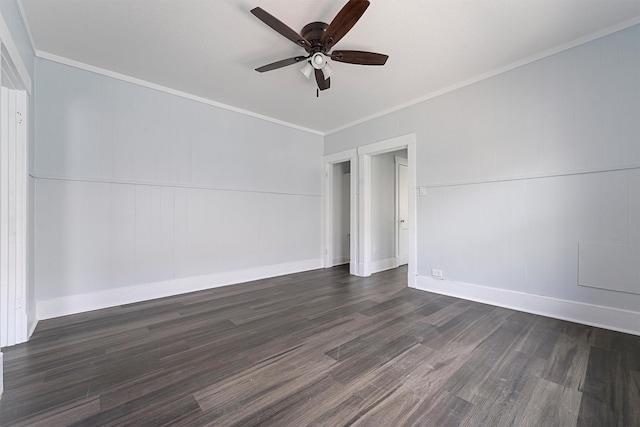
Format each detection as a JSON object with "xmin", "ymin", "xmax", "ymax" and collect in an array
[
  {"xmin": 300, "ymin": 62, "xmax": 314, "ymax": 79},
  {"xmin": 251, "ymin": 0, "xmax": 388, "ymax": 92},
  {"xmin": 321, "ymin": 62, "xmax": 335, "ymax": 80}
]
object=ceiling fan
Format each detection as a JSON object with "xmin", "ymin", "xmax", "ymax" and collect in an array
[{"xmin": 251, "ymin": 0, "xmax": 388, "ymax": 91}]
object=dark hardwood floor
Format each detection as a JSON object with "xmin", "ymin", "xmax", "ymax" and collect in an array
[{"xmin": 1, "ymin": 265, "xmax": 638, "ymax": 426}]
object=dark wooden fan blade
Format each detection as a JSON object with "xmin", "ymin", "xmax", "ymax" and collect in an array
[
  {"xmin": 315, "ymin": 68, "xmax": 330, "ymax": 91},
  {"xmin": 331, "ymin": 50, "xmax": 388, "ymax": 65},
  {"xmin": 256, "ymin": 56, "xmax": 308, "ymax": 72},
  {"xmin": 251, "ymin": 7, "xmax": 311, "ymax": 49},
  {"xmin": 320, "ymin": 0, "xmax": 370, "ymax": 49}
]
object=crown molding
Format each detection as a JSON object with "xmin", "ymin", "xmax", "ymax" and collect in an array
[
  {"xmin": 35, "ymin": 50, "xmax": 325, "ymax": 136},
  {"xmin": 325, "ymin": 17, "xmax": 640, "ymax": 136},
  {"xmin": 0, "ymin": 9, "xmax": 32, "ymax": 93}
]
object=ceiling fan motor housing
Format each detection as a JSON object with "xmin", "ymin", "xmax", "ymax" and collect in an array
[{"xmin": 301, "ymin": 22, "xmax": 329, "ymax": 51}]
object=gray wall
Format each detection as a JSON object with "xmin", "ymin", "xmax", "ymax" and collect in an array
[
  {"xmin": 326, "ymin": 25, "xmax": 640, "ymax": 313},
  {"xmin": 34, "ymin": 58, "xmax": 324, "ymax": 308}
]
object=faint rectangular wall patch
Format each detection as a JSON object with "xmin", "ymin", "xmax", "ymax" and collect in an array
[{"xmin": 578, "ymin": 242, "xmax": 640, "ymax": 295}]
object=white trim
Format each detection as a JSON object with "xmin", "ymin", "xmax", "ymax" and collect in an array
[
  {"xmin": 0, "ymin": 12, "xmax": 31, "ymax": 93},
  {"xmin": 323, "ymin": 148, "xmax": 357, "ymax": 164},
  {"xmin": 358, "ymin": 152, "xmax": 371, "ymax": 276},
  {"xmin": 406, "ymin": 142, "xmax": 417, "ymax": 287},
  {"xmin": 0, "ymin": 351, "xmax": 3, "ymax": 398},
  {"xmin": 357, "ymin": 134, "xmax": 417, "ymax": 286},
  {"xmin": 416, "ymin": 275, "xmax": 640, "ymax": 337},
  {"xmin": 15, "ymin": 86, "xmax": 27, "ymax": 343},
  {"xmin": 35, "ymin": 51, "xmax": 323, "ymax": 136},
  {"xmin": 0, "ymin": 87, "xmax": 28, "ymax": 347},
  {"xmin": 0, "ymin": 88, "xmax": 7, "ymax": 348},
  {"xmin": 369, "ymin": 257, "xmax": 396, "ymax": 275},
  {"xmin": 332, "ymin": 257, "xmax": 350, "ymax": 266},
  {"xmin": 31, "ymin": 173, "xmax": 322, "ymax": 198},
  {"xmin": 27, "ymin": 318, "xmax": 37, "ymax": 338},
  {"xmin": 349, "ymin": 164, "xmax": 358, "ymax": 276},
  {"xmin": 422, "ymin": 164, "xmax": 640, "ymax": 189},
  {"xmin": 1, "ymin": 51, "xmax": 22, "ymax": 90},
  {"xmin": 37, "ymin": 258, "xmax": 323, "ymax": 320},
  {"xmin": 325, "ymin": 17, "xmax": 640, "ymax": 136},
  {"xmin": 357, "ymin": 134, "xmax": 416, "ymax": 156}
]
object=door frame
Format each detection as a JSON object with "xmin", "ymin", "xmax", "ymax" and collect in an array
[
  {"xmin": 358, "ymin": 134, "xmax": 417, "ymax": 286},
  {"xmin": 0, "ymin": 14, "xmax": 33, "ymax": 396},
  {"xmin": 395, "ymin": 155, "xmax": 409, "ymax": 267},
  {"xmin": 0, "ymin": 76, "xmax": 28, "ymax": 350},
  {"xmin": 323, "ymin": 149, "xmax": 358, "ymax": 275}
]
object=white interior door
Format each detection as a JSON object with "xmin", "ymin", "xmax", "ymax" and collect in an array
[{"xmin": 396, "ymin": 157, "xmax": 408, "ymax": 266}]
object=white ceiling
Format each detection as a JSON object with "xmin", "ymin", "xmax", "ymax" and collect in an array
[{"xmin": 19, "ymin": 0, "xmax": 640, "ymax": 134}]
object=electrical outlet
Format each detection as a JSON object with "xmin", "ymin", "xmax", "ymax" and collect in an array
[
  {"xmin": 419, "ymin": 186, "xmax": 427, "ymax": 196},
  {"xmin": 16, "ymin": 299, "xmax": 22, "ymax": 310},
  {"xmin": 431, "ymin": 269, "xmax": 443, "ymax": 279}
]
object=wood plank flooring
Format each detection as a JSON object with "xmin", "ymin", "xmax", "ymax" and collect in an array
[{"xmin": 1, "ymin": 265, "xmax": 638, "ymax": 426}]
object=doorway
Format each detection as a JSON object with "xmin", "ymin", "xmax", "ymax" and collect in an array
[
  {"xmin": 323, "ymin": 149, "xmax": 358, "ymax": 275},
  {"xmin": 331, "ymin": 161, "xmax": 350, "ymax": 267},
  {"xmin": 367, "ymin": 149, "xmax": 407, "ymax": 274},
  {"xmin": 358, "ymin": 134, "xmax": 416, "ymax": 286},
  {"xmin": 323, "ymin": 134, "xmax": 416, "ymax": 284}
]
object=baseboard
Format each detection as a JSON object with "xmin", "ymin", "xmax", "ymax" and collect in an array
[
  {"xmin": 357, "ymin": 263, "xmax": 367, "ymax": 277},
  {"xmin": 28, "ymin": 319, "xmax": 38, "ymax": 339},
  {"xmin": 332, "ymin": 257, "xmax": 350, "ymax": 266},
  {"xmin": 0, "ymin": 351, "xmax": 3, "ymax": 398},
  {"xmin": 37, "ymin": 259, "xmax": 323, "ymax": 320},
  {"xmin": 416, "ymin": 275, "xmax": 640, "ymax": 336},
  {"xmin": 370, "ymin": 257, "xmax": 397, "ymax": 275}
]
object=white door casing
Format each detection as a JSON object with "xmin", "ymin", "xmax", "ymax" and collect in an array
[
  {"xmin": 0, "ymin": 85, "xmax": 28, "ymax": 349},
  {"xmin": 1, "ymin": 12, "xmax": 34, "ymax": 398}
]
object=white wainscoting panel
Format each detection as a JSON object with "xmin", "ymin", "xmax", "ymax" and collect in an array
[
  {"xmin": 35, "ymin": 178, "xmax": 323, "ymax": 303},
  {"xmin": 38, "ymin": 258, "xmax": 322, "ymax": 320}
]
